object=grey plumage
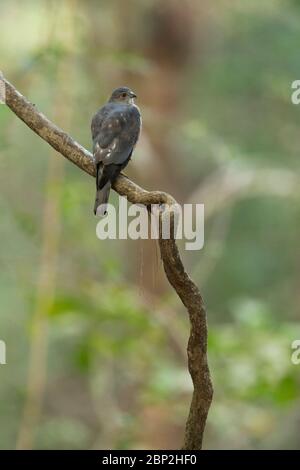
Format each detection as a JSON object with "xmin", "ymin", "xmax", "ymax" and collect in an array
[{"xmin": 91, "ymin": 87, "xmax": 141, "ymax": 216}]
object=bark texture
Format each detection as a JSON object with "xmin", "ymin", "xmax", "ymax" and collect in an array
[{"xmin": 3, "ymin": 76, "xmax": 213, "ymax": 450}]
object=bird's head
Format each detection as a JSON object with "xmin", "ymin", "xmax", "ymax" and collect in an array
[{"xmin": 109, "ymin": 87, "xmax": 137, "ymax": 105}]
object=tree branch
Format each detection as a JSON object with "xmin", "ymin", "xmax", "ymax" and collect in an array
[{"xmin": 3, "ymin": 76, "xmax": 213, "ymax": 450}]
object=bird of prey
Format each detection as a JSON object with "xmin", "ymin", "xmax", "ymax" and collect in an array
[{"xmin": 91, "ymin": 86, "xmax": 141, "ymax": 216}]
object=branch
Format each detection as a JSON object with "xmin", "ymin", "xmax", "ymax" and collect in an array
[{"xmin": 3, "ymin": 76, "xmax": 213, "ymax": 450}]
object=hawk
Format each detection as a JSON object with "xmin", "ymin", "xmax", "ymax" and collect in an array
[{"xmin": 91, "ymin": 86, "xmax": 141, "ymax": 216}]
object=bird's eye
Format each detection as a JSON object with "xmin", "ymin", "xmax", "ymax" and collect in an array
[{"xmin": 121, "ymin": 92, "xmax": 127, "ymax": 98}]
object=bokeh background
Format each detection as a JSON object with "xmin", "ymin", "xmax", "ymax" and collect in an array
[{"xmin": 1, "ymin": 0, "xmax": 300, "ymax": 450}]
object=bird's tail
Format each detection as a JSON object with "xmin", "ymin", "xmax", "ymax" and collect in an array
[
  {"xmin": 94, "ymin": 164, "xmax": 111, "ymax": 216},
  {"xmin": 94, "ymin": 182, "xmax": 111, "ymax": 216}
]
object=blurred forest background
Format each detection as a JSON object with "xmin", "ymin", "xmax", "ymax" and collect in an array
[{"xmin": 1, "ymin": 0, "xmax": 300, "ymax": 450}]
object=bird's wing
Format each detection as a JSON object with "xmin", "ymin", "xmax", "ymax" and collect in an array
[{"xmin": 92, "ymin": 105, "xmax": 141, "ymax": 166}]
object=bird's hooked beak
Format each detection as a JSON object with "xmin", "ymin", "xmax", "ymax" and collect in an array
[{"xmin": 129, "ymin": 91, "xmax": 137, "ymax": 105}]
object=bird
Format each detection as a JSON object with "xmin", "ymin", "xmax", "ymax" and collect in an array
[{"xmin": 91, "ymin": 86, "xmax": 141, "ymax": 216}]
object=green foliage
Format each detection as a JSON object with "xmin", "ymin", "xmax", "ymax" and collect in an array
[{"xmin": 0, "ymin": 0, "xmax": 299, "ymax": 450}]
